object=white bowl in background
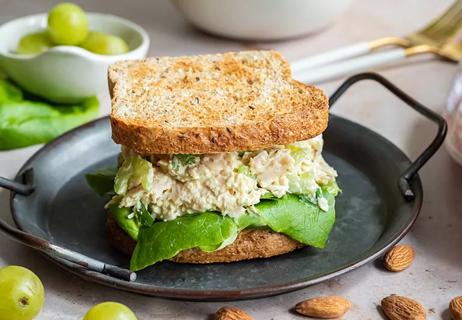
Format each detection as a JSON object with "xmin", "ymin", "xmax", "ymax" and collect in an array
[
  {"xmin": 0, "ymin": 13, "xmax": 149, "ymax": 103},
  {"xmin": 171, "ymin": 0, "xmax": 354, "ymax": 41}
]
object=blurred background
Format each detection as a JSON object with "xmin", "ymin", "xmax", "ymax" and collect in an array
[{"xmin": 0, "ymin": 0, "xmax": 457, "ymax": 104}]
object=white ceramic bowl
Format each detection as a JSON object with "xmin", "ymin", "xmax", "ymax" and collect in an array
[
  {"xmin": 171, "ymin": 0, "xmax": 353, "ymax": 41},
  {"xmin": 0, "ymin": 13, "xmax": 149, "ymax": 103}
]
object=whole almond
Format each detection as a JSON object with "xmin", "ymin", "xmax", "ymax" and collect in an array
[
  {"xmin": 295, "ymin": 296, "xmax": 351, "ymax": 319},
  {"xmin": 215, "ymin": 306, "xmax": 253, "ymax": 320},
  {"xmin": 384, "ymin": 244, "xmax": 415, "ymax": 272},
  {"xmin": 381, "ymin": 295, "xmax": 426, "ymax": 320},
  {"xmin": 450, "ymin": 296, "xmax": 462, "ymax": 320}
]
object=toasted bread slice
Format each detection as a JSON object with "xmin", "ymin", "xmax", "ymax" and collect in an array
[
  {"xmin": 106, "ymin": 217, "xmax": 302, "ymax": 264},
  {"xmin": 108, "ymin": 50, "xmax": 328, "ymax": 154}
]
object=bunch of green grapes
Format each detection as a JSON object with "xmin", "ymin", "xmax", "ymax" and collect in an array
[{"xmin": 17, "ymin": 2, "xmax": 129, "ymax": 55}]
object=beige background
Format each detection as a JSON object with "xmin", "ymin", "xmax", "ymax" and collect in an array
[{"xmin": 0, "ymin": 0, "xmax": 461, "ymax": 319}]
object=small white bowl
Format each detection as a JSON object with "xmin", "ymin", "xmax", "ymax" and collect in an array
[
  {"xmin": 0, "ymin": 13, "xmax": 149, "ymax": 103},
  {"xmin": 171, "ymin": 0, "xmax": 354, "ymax": 41}
]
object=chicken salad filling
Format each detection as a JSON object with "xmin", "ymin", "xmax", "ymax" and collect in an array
[{"xmin": 109, "ymin": 135, "xmax": 338, "ymax": 221}]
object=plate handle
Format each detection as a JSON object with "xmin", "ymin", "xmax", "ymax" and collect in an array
[
  {"xmin": 0, "ymin": 169, "xmax": 136, "ymax": 281},
  {"xmin": 0, "ymin": 168, "xmax": 34, "ymax": 195},
  {"xmin": 329, "ymin": 72, "xmax": 447, "ymax": 201}
]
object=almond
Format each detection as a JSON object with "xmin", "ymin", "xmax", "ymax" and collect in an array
[
  {"xmin": 295, "ymin": 296, "xmax": 351, "ymax": 319},
  {"xmin": 450, "ymin": 296, "xmax": 462, "ymax": 320},
  {"xmin": 384, "ymin": 244, "xmax": 415, "ymax": 272},
  {"xmin": 215, "ymin": 306, "xmax": 253, "ymax": 320},
  {"xmin": 381, "ymin": 294, "xmax": 426, "ymax": 320}
]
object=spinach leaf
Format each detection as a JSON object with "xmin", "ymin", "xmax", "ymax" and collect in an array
[
  {"xmin": 85, "ymin": 168, "xmax": 116, "ymax": 196},
  {"xmin": 130, "ymin": 212, "xmax": 238, "ymax": 271},
  {"xmin": 0, "ymin": 79, "xmax": 99, "ymax": 150}
]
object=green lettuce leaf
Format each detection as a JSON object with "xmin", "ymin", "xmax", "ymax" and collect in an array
[
  {"xmin": 106, "ymin": 201, "xmax": 154, "ymax": 242},
  {"xmin": 85, "ymin": 168, "xmax": 116, "ymax": 196},
  {"xmin": 255, "ymin": 190, "xmax": 335, "ymax": 248},
  {"xmin": 130, "ymin": 212, "xmax": 239, "ymax": 271},
  {"xmin": 114, "ymin": 155, "xmax": 153, "ymax": 195},
  {"xmin": 0, "ymin": 79, "xmax": 22, "ymax": 103},
  {"xmin": 236, "ymin": 211, "xmax": 265, "ymax": 229},
  {"xmin": 0, "ymin": 79, "xmax": 99, "ymax": 150},
  {"xmin": 107, "ymin": 204, "xmax": 140, "ymax": 240},
  {"xmin": 128, "ymin": 190, "xmax": 336, "ymax": 270}
]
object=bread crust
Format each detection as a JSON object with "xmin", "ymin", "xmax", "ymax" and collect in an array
[
  {"xmin": 108, "ymin": 51, "xmax": 329, "ymax": 154},
  {"xmin": 106, "ymin": 217, "xmax": 302, "ymax": 264}
]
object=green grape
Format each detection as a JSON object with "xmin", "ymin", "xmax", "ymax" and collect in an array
[
  {"xmin": 16, "ymin": 31, "xmax": 53, "ymax": 54},
  {"xmin": 0, "ymin": 266, "xmax": 45, "ymax": 320},
  {"xmin": 83, "ymin": 302, "xmax": 137, "ymax": 320},
  {"xmin": 47, "ymin": 2, "xmax": 88, "ymax": 45},
  {"xmin": 81, "ymin": 31, "xmax": 129, "ymax": 55}
]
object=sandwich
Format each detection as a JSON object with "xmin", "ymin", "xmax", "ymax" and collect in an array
[{"xmin": 86, "ymin": 50, "xmax": 340, "ymax": 272}]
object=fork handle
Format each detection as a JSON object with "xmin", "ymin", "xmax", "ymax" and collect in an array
[
  {"xmin": 294, "ymin": 48, "xmax": 407, "ymax": 84},
  {"xmin": 291, "ymin": 42, "xmax": 371, "ymax": 72}
]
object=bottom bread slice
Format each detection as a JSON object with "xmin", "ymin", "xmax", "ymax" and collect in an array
[{"xmin": 106, "ymin": 216, "xmax": 303, "ymax": 264}]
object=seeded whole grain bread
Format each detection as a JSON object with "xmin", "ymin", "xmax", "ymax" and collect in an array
[
  {"xmin": 108, "ymin": 50, "xmax": 329, "ymax": 154},
  {"xmin": 106, "ymin": 217, "xmax": 302, "ymax": 263}
]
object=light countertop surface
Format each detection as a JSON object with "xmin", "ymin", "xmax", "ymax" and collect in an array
[{"xmin": 0, "ymin": 0, "xmax": 461, "ymax": 319}]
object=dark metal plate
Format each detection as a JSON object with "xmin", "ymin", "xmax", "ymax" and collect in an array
[{"xmin": 10, "ymin": 114, "xmax": 422, "ymax": 300}]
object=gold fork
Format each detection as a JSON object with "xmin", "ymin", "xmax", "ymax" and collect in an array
[
  {"xmin": 408, "ymin": 0, "xmax": 462, "ymax": 48},
  {"xmin": 438, "ymin": 40, "xmax": 462, "ymax": 61},
  {"xmin": 292, "ymin": 0, "xmax": 462, "ymax": 72}
]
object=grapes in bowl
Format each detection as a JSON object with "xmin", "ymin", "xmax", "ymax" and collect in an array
[{"xmin": 0, "ymin": 3, "xmax": 149, "ymax": 103}]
